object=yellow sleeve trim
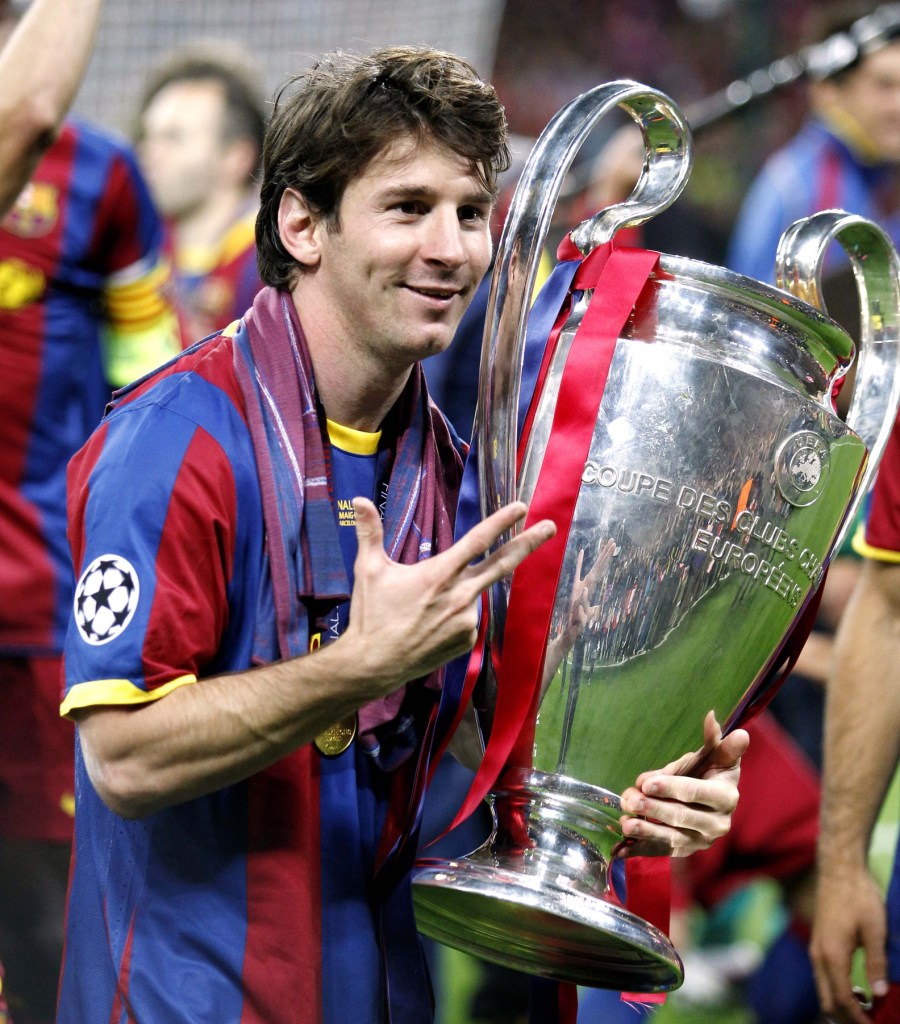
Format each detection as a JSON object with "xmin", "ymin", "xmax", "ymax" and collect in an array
[
  {"xmin": 218, "ymin": 213, "xmax": 258, "ymax": 266},
  {"xmin": 60, "ymin": 673, "xmax": 198, "ymax": 719},
  {"xmin": 851, "ymin": 524, "xmax": 900, "ymax": 563},
  {"xmin": 326, "ymin": 419, "xmax": 381, "ymax": 455},
  {"xmin": 852, "ymin": 538, "xmax": 900, "ymax": 563},
  {"xmin": 177, "ymin": 213, "xmax": 257, "ymax": 275}
]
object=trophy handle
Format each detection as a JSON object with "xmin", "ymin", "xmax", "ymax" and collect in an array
[
  {"xmin": 775, "ymin": 211, "xmax": 900, "ymax": 548},
  {"xmin": 477, "ymin": 80, "xmax": 693, "ymax": 631}
]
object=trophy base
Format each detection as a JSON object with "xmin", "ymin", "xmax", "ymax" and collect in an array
[
  {"xmin": 413, "ymin": 768, "xmax": 683, "ymax": 991},
  {"xmin": 413, "ymin": 856, "xmax": 682, "ymax": 990}
]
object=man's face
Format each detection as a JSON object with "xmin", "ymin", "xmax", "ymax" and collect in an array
[
  {"xmin": 138, "ymin": 78, "xmax": 230, "ymax": 220},
  {"xmin": 301, "ymin": 135, "xmax": 494, "ymax": 374},
  {"xmin": 834, "ymin": 41, "xmax": 900, "ymax": 161}
]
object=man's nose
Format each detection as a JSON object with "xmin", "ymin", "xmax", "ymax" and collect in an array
[{"xmin": 422, "ymin": 207, "xmax": 467, "ymax": 266}]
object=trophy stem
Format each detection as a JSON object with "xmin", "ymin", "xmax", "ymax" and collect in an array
[{"xmin": 413, "ymin": 768, "xmax": 683, "ymax": 991}]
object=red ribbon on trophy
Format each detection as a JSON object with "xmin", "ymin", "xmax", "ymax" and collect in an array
[{"xmin": 441, "ymin": 239, "xmax": 668, "ymax": 940}]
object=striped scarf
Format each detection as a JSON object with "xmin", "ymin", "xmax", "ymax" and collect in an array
[{"xmin": 232, "ymin": 285, "xmax": 464, "ymax": 736}]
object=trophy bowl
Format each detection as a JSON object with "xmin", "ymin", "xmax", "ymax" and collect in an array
[{"xmin": 413, "ymin": 80, "xmax": 900, "ymax": 992}]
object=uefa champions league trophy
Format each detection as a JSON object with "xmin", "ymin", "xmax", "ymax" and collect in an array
[{"xmin": 412, "ymin": 80, "xmax": 900, "ymax": 992}]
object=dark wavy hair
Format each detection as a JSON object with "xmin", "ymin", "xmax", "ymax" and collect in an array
[{"xmin": 256, "ymin": 45, "xmax": 510, "ymax": 289}]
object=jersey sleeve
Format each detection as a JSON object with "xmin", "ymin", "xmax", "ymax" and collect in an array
[
  {"xmin": 854, "ymin": 412, "xmax": 900, "ymax": 562},
  {"xmin": 101, "ymin": 255, "xmax": 182, "ymax": 387},
  {"xmin": 92, "ymin": 141, "xmax": 183, "ymax": 385},
  {"xmin": 62, "ymin": 397, "xmax": 241, "ymax": 716}
]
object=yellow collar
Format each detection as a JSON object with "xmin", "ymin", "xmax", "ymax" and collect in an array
[{"xmin": 326, "ymin": 419, "xmax": 381, "ymax": 455}]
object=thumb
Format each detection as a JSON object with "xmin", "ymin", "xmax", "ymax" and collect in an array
[{"xmin": 352, "ymin": 496, "xmax": 384, "ymax": 555}]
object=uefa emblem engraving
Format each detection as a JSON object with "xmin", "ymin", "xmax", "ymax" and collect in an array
[
  {"xmin": 774, "ymin": 430, "xmax": 831, "ymax": 507},
  {"xmin": 74, "ymin": 554, "xmax": 140, "ymax": 645}
]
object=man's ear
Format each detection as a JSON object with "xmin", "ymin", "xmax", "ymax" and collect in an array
[{"xmin": 277, "ymin": 187, "xmax": 323, "ymax": 268}]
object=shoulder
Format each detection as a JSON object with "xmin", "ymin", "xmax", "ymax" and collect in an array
[
  {"xmin": 64, "ymin": 116, "xmax": 138, "ymax": 161},
  {"xmin": 73, "ymin": 332, "xmax": 251, "ymax": 486},
  {"xmin": 113, "ymin": 330, "xmax": 247, "ymax": 425}
]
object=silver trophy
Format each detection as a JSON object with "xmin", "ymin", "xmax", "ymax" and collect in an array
[{"xmin": 413, "ymin": 80, "xmax": 900, "ymax": 993}]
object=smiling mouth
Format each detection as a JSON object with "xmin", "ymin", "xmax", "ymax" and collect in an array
[{"xmin": 405, "ymin": 284, "xmax": 462, "ymax": 301}]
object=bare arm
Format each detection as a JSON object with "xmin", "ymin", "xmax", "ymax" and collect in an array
[
  {"xmin": 0, "ymin": 0, "xmax": 104, "ymax": 216},
  {"xmin": 75, "ymin": 498, "xmax": 555, "ymax": 818},
  {"xmin": 811, "ymin": 560, "xmax": 900, "ymax": 1023}
]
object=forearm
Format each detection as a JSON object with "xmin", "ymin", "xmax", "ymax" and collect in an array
[
  {"xmin": 76, "ymin": 632, "xmax": 393, "ymax": 818},
  {"xmin": 0, "ymin": 0, "xmax": 103, "ymax": 214},
  {"xmin": 74, "ymin": 497, "xmax": 555, "ymax": 819},
  {"xmin": 818, "ymin": 561, "xmax": 900, "ymax": 874}
]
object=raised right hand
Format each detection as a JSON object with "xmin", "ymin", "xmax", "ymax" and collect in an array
[{"xmin": 345, "ymin": 497, "xmax": 555, "ymax": 694}]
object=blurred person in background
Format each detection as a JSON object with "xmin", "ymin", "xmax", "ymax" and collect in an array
[
  {"xmin": 0, "ymin": 3, "xmax": 181, "ymax": 1020},
  {"xmin": 135, "ymin": 42, "xmax": 268, "ymax": 340},
  {"xmin": 727, "ymin": 2, "xmax": 900, "ymax": 283}
]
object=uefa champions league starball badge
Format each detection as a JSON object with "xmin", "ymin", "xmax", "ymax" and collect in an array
[{"xmin": 74, "ymin": 554, "xmax": 140, "ymax": 645}]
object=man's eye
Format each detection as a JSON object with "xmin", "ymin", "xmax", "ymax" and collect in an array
[
  {"xmin": 395, "ymin": 201, "xmax": 422, "ymax": 215},
  {"xmin": 459, "ymin": 206, "xmax": 487, "ymax": 222}
]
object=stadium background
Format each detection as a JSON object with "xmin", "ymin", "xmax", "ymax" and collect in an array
[
  {"xmin": 72, "ymin": 0, "xmax": 817, "ymax": 237},
  {"xmin": 68, "ymin": 1, "xmax": 898, "ymax": 1021}
]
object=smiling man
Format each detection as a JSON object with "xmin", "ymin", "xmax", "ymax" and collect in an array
[{"xmin": 55, "ymin": 47, "xmax": 746, "ymax": 1024}]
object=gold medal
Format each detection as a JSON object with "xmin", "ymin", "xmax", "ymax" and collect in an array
[{"xmin": 314, "ymin": 713, "xmax": 357, "ymax": 757}]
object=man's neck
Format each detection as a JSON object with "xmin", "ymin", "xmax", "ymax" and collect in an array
[
  {"xmin": 289, "ymin": 288, "xmax": 411, "ymax": 432},
  {"xmin": 173, "ymin": 185, "xmax": 255, "ymax": 255},
  {"xmin": 313, "ymin": 348, "xmax": 412, "ymax": 432}
]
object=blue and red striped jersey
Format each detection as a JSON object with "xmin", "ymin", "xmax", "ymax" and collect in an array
[
  {"xmin": 60, "ymin": 331, "xmax": 434, "ymax": 1023},
  {"xmin": 727, "ymin": 116, "xmax": 900, "ymax": 284},
  {"xmin": 0, "ymin": 116, "xmax": 177, "ymax": 655},
  {"xmin": 167, "ymin": 203, "xmax": 263, "ymax": 341}
]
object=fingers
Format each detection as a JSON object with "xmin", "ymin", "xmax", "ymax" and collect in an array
[
  {"xmin": 635, "ymin": 718, "xmax": 749, "ymax": 788},
  {"xmin": 619, "ymin": 775, "xmax": 735, "ymax": 856},
  {"xmin": 618, "ymin": 724, "xmax": 746, "ymax": 859},
  {"xmin": 352, "ymin": 496, "xmax": 385, "ymax": 549},
  {"xmin": 635, "ymin": 768, "xmax": 740, "ymax": 815},
  {"xmin": 690, "ymin": 725, "xmax": 749, "ymax": 778},
  {"xmin": 586, "ymin": 538, "xmax": 616, "ymax": 588},
  {"xmin": 462, "ymin": 509, "xmax": 556, "ymax": 591},
  {"xmin": 444, "ymin": 500, "xmax": 529, "ymax": 569},
  {"xmin": 813, "ymin": 871, "xmax": 887, "ymax": 1024}
]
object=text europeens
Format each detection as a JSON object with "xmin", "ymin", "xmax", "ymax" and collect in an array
[{"xmin": 581, "ymin": 462, "xmax": 823, "ymax": 607}]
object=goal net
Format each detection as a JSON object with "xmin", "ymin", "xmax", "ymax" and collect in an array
[{"xmin": 75, "ymin": 0, "xmax": 507, "ymax": 134}]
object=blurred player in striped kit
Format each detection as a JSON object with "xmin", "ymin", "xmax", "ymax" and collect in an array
[
  {"xmin": 135, "ymin": 42, "xmax": 267, "ymax": 341},
  {"xmin": 0, "ymin": 4, "xmax": 182, "ymax": 1019}
]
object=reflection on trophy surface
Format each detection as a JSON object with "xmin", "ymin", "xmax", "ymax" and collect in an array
[{"xmin": 413, "ymin": 78, "xmax": 900, "ymax": 993}]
